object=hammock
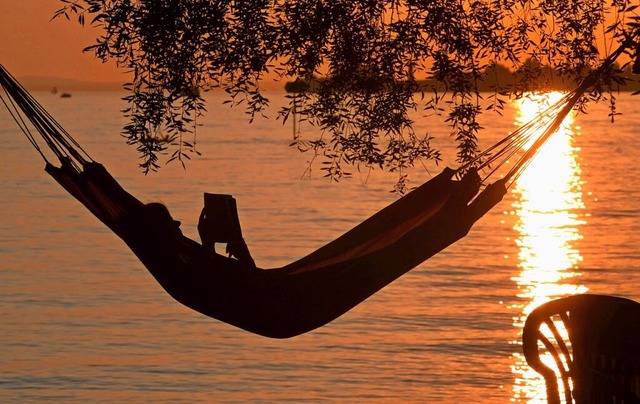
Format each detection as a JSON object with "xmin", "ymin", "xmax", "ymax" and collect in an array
[{"xmin": 0, "ymin": 48, "xmax": 624, "ymax": 338}]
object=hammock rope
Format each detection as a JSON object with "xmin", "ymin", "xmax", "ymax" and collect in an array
[
  {"xmin": 0, "ymin": 92, "xmax": 49, "ymax": 162},
  {"xmin": 464, "ymin": 40, "xmax": 631, "ymax": 187},
  {"xmin": 0, "ymin": 66, "xmax": 93, "ymax": 171}
]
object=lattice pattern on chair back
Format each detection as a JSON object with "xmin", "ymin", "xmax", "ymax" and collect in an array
[{"xmin": 522, "ymin": 294, "xmax": 640, "ymax": 404}]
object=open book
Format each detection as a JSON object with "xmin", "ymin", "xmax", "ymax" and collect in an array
[{"xmin": 200, "ymin": 193, "xmax": 243, "ymax": 244}]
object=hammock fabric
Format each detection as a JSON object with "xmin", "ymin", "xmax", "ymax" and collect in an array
[{"xmin": 0, "ymin": 49, "xmax": 622, "ymax": 337}]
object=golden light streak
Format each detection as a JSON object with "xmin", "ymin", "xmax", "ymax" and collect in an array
[{"xmin": 509, "ymin": 92, "xmax": 588, "ymax": 403}]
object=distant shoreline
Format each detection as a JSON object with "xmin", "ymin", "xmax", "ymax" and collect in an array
[
  {"xmin": 17, "ymin": 76, "xmax": 124, "ymax": 92},
  {"xmin": 19, "ymin": 70, "xmax": 640, "ymax": 95}
]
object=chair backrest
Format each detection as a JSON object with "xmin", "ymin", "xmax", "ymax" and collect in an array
[{"xmin": 522, "ymin": 294, "xmax": 640, "ymax": 404}]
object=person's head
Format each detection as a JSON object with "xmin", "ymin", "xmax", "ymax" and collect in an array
[{"xmin": 145, "ymin": 202, "xmax": 182, "ymax": 231}]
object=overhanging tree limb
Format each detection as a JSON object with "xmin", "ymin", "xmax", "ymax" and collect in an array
[{"xmin": 55, "ymin": 0, "xmax": 640, "ymax": 190}]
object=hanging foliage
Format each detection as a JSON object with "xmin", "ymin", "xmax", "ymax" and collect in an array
[{"xmin": 55, "ymin": 0, "xmax": 640, "ymax": 189}]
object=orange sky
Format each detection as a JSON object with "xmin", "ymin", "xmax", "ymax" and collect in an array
[
  {"xmin": 0, "ymin": 2, "xmax": 631, "ymax": 84},
  {"xmin": 0, "ymin": 2, "xmax": 123, "ymax": 82}
]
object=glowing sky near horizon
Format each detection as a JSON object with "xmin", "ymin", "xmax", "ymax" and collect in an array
[{"xmin": 0, "ymin": 2, "xmax": 123, "ymax": 82}]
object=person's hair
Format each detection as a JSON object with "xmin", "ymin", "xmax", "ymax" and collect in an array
[
  {"xmin": 145, "ymin": 202, "xmax": 173, "ymax": 223},
  {"xmin": 145, "ymin": 202, "xmax": 182, "ymax": 232}
]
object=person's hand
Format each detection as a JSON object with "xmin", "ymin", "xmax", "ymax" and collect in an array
[{"xmin": 198, "ymin": 209, "xmax": 216, "ymax": 248}]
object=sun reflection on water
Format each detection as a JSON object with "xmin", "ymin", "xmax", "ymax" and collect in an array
[{"xmin": 508, "ymin": 92, "xmax": 589, "ymax": 402}]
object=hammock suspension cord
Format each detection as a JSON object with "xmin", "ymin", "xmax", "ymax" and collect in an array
[
  {"xmin": 0, "ymin": 66, "xmax": 93, "ymax": 172},
  {"xmin": 456, "ymin": 40, "xmax": 631, "ymax": 188},
  {"xmin": 0, "ymin": 88, "xmax": 49, "ymax": 162}
]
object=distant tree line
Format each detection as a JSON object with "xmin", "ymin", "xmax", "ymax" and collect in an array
[{"xmin": 286, "ymin": 61, "xmax": 640, "ymax": 93}]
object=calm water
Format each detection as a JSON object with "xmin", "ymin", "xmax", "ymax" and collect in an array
[{"xmin": 1, "ymin": 90, "xmax": 639, "ymax": 403}]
